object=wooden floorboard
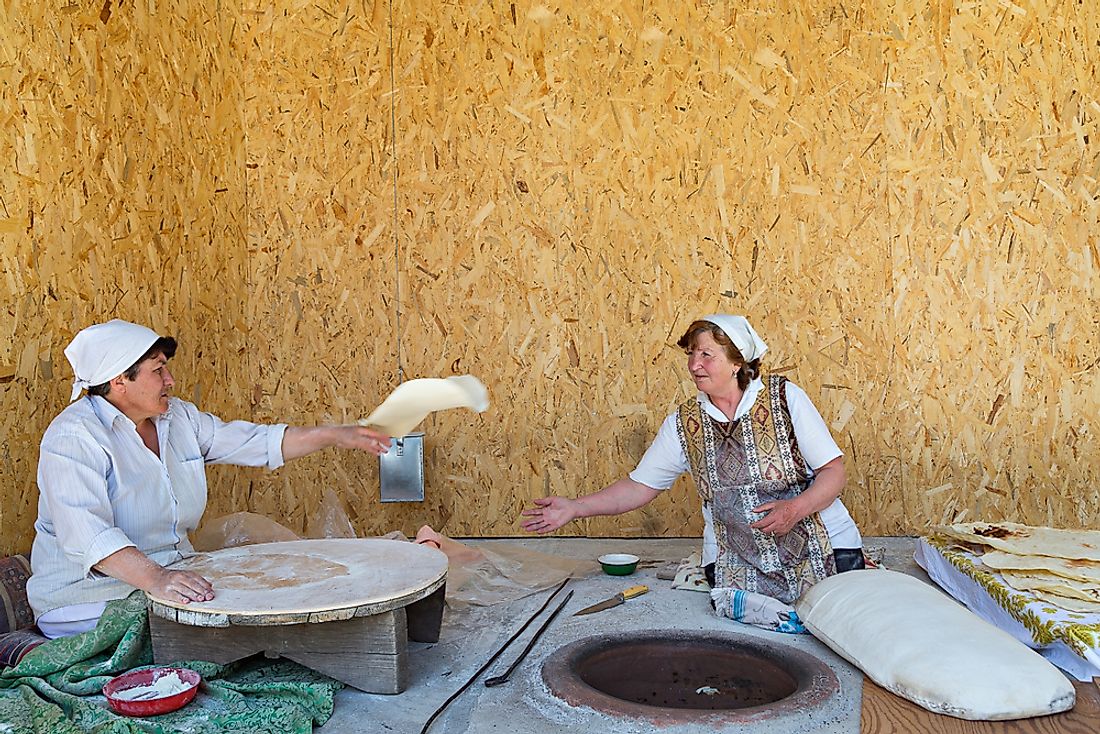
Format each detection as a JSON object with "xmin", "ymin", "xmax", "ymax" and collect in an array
[{"xmin": 861, "ymin": 679, "xmax": 1100, "ymax": 734}]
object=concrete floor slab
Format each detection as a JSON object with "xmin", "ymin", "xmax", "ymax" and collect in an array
[{"xmin": 318, "ymin": 537, "xmax": 928, "ymax": 734}]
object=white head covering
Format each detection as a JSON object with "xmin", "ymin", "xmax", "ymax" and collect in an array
[
  {"xmin": 701, "ymin": 314, "xmax": 768, "ymax": 362},
  {"xmin": 64, "ymin": 320, "xmax": 162, "ymax": 402}
]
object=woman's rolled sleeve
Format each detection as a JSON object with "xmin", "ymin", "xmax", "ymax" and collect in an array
[
  {"xmin": 264, "ymin": 423, "xmax": 288, "ymax": 469},
  {"xmin": 82, "ymin": 528, "xmax": 135, "ymax": 578}
]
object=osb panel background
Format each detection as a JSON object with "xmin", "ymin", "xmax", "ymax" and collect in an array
[
  {"xmin": 241, "ymin": 0, "xmax": 1098, "ymax": 540},
  {"xmin": 0, "ymin": 1, "xmax": 254, "ymax": 555},
  {"xmin": 2, "ymin": 1, "xmax": 1097, "ymax": 556}
]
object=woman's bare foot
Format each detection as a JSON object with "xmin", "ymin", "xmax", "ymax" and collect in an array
[{"xmin": 415, "ymin": 525, "xmax": 484, "ymax": 564}]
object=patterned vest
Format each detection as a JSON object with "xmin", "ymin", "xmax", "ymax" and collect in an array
[{"xmin": 676, "ymin": 375, "xmax": 836, "ymax": 603}]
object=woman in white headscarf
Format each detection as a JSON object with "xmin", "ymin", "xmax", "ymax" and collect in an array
[
  {"xmin": 29, "ymin": 320, "xmax": 394, "ymax": 638},
  {"xmin": 521, "ymin": 315, "xmax": 864, "ymax": 628}
]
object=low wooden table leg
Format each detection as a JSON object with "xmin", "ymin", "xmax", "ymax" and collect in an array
[
  {"xmin": 406, "ymin": 583, "xmax": 445, "ymax": 643},
  {"xmin": 150, "ymin": 613, "xmax": 262, "ymax": 667},
  {"xmin": 149, "ymin": 609, "xmax": 410, "ymax": 694}
]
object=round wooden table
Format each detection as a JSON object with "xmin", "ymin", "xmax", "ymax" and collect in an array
[{"xmin": 147, "ymin": 538, "xmax": 447, "ymax": 693}]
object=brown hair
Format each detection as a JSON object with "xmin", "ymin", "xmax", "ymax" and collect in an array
[{"xmin": 676, "ymin": 320, "xmax": 760, "ymax": 391}]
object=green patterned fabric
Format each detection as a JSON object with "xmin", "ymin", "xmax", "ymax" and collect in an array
[{"xmin": 0, "ymin": 593, "xmax": 341, "ymax": 733}]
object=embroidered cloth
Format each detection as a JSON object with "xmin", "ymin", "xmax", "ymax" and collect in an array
[{"xmin": 0, "ymin": 592, "xmax": 340, "ymax": 733}]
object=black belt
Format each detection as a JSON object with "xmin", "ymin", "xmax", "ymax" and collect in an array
[{"xmin": 703, "ymin": 547, "xmax": 865, "ymax": 588}]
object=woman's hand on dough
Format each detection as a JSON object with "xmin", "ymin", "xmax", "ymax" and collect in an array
[
  {"xmin": 150, "ymin": 568, "xmax": 215, "ymax": 605},
  {"xmin": 750, "ymin": 498, "xmax": 805, "ymax": 537},
  {"xmin": 521, "ymin": 496, "xmax": 579, "ymax": 534}
]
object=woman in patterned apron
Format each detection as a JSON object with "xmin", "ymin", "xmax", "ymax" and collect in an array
[{"xmin": 521, "ymin": 314, "xmax": 865, "ymax": 629}]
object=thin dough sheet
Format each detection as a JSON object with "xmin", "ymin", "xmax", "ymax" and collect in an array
[{"xmin": 361, "ymin": 375, "xmax": 489, "ymax": 437}]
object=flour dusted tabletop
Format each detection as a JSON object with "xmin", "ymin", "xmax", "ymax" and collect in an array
[
  {"xmin": 146, "ymin": 538, "xmax": 448, "ymax": 694},
  {"xmin": 148, "ymin": 538, "xmax": 447, "ymax": 626}
]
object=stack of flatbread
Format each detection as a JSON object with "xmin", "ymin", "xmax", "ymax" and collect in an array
[{"xmin": 933, "ymin": 522, "xmax": 1100, "ymax": 614}]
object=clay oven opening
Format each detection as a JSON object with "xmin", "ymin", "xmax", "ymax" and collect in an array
[{"xmin": 542, "ymin": 630, "xmax": 839, "ymax": 725}]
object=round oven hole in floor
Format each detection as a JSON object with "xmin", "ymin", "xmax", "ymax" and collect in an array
[{"xmin": 542, "ymin": 629, "xmax": 840, "ymax": 726}]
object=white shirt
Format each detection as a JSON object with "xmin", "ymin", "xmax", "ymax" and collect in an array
[
  {"xmin": 629, "ymin": 378, "xmax": 862, "ymax": 564},
  {"xmin": 28, "ymin": 396, "xmax": 287, "ymax": 623}
]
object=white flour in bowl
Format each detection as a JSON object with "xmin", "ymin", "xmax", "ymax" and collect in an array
[{"xmin": 114, "ymin": 671, "xmax": 193, "ymax": 701}]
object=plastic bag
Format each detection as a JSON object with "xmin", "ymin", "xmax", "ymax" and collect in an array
[
  {"xmin": 304, "ymin": 489, "xmax": 357, "ymax": 539},
  {"xmin": 190, "ymin": 511, "xmax": 300, "ymax": 551},
  {"xmin": 445, "ymin": 542, "xmax": 598, "ymax": 609}
]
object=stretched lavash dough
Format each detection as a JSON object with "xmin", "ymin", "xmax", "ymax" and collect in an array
[
  {"xmin": 360, "ymin": 375, "xmax": 489, "ymax": 437},
  {"xmin": 795, "ymin": 569, "xmax": 1075, "ymax": 720}
]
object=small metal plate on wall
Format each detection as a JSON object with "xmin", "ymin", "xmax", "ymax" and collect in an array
[{"xmin": 379, "ymin": 432, "xmax": 425, "ymax": 502}]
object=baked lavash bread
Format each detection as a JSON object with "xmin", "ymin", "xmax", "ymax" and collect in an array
[
  {"xmin": 934, "ymin": 522, "xmax": 1100, "ymax": 613},
  {"xmin": 795, "ymin": 569, "xmax": 1076, "ymax": 720},
  {"xmin": 933, "ymin": 522, "xmax": 1100, "ymax": 561}
]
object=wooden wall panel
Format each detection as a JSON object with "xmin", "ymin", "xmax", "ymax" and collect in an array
[
  {"xmin": 875, "ymin": 0, "xmax": 1100, "ymax": 531},
  {"xmin": 239, "ymin": 0, "xmax": 418, "ymax": 535},
  {"xmin": 0, "ymin": 1, "xmax": 251, "ymax": 556},
  {"xmin": 240, "ymin": 0, "xmax": 1097, "ymax": 539},
  {"xmin": 2, "ymin": 1, "xmax": 1097, "ymax": 556}
]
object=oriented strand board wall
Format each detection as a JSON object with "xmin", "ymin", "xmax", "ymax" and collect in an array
[
  {"xmin": 241, "ymin": 0, "xmax": 1098, "ymax": 539},
  {"xmin": 237, "ymin": 1, "xmax": 403, "ymax": 535},
  {"xmin": 876, "ymin": 1, "xmax": 1100, "ymax": 531},
  {"xmin": 2, "ymin": 1, "xmax": 1097, "ymax": 556},
  {"xmin": 0, "ymin": 2, "xmax": 253, "ymax": 556}
]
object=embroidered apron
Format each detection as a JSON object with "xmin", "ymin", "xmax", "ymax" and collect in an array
[{"xmin": 676, "ymin": 375, "xmax": 836, "ymax": 604}]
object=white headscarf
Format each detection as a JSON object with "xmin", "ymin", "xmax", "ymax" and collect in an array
[
  {"xmin": 64, "ymin": 320, "xmax": 162, "ymax": 401},
  {"xmin": 701, "ymin": 314, "xmax": 768, "ymax": 362}
]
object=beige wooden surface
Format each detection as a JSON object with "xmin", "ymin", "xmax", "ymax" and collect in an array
[
  {"xmin": 861, "ymin": 679, "xmax": 1100, "ymax": 734},
  {"xmin": 147, "ymin": 538, "xmax": 446, "ymax": 625}
]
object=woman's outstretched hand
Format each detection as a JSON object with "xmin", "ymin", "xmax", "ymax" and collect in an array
[{"xmin": 521, "ymin": 496, "xmax": 579, "ymax": 534}]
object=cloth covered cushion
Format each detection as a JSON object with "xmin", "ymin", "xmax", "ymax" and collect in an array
[
  {"xmin": 794, "ymin": 569, "xmax": 1075, "ymax": 720},
  {"xmin": 0, "ymin": 629, "xmax": 47, "ymax": 667},
  {"xmin": 0, "ymin": 554, "xmax": 34, "ymax": 633}
]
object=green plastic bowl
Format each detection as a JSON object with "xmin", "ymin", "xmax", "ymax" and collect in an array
[{"xmin": 598, "ymin": 553, "xmax": 639, "ymax": 576}]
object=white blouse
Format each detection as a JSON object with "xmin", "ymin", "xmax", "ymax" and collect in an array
[
  {"xmin": 629, "ymin": 378, "xmax": 862, "ymax": 564},
  {"xmin": 29, "ymin": 395, "xmax": 287, "ymax": 623}
]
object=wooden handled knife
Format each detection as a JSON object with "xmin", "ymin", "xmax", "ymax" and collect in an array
[{"xmin": 572, "ymin": 585, "xmax": 649, "ymax": 616}]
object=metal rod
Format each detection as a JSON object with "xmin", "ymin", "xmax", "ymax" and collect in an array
[
  {"xmin": 418, "ymin": 578, "xmax": 570, "ymax": 734},
  {"xmin": 483, "ymin": 590, "xmax": 573, "ymax": 687}
]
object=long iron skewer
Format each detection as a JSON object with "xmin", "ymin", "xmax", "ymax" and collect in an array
[
  {"xmin": 419, "ymin": 578, "xmax": 571, "ymax": 734},
  {"xmin": 483, "ymin": 590, "xmax": 573, "ymax": 687}
]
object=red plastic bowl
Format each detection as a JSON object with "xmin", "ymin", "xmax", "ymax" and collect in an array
[{"xmin": 102, "ymin": 667, "xmax": 201, "ymax": 717}]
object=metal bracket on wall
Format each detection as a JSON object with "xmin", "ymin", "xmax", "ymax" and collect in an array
[{"xmin": 379, "ymin": 432, "xmax": 425, "ymax": 502}]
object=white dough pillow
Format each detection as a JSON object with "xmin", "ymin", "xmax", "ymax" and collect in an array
[{"xmin": 794, "ymin": 569, "xmax": 1075, "ymax": 720}]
